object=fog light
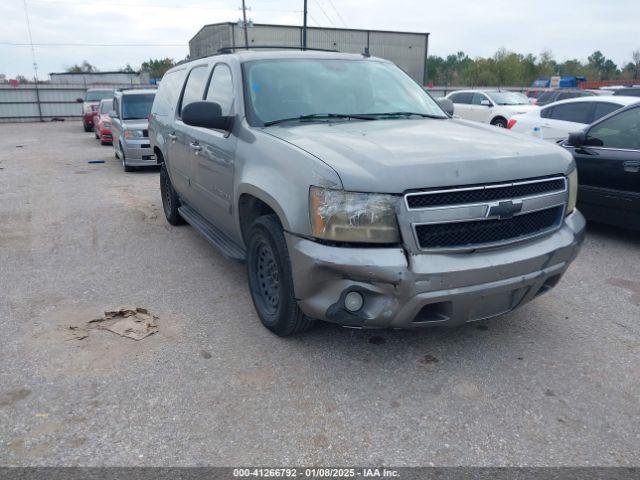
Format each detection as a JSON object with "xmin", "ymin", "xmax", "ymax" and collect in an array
[{"xmin": 344, "ymin": 291, "xmax": 364, "ymax": 312}]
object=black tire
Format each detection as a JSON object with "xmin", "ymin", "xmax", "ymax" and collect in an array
[
  {"xmin": 491, "ymin": 117, "xmax": 508, "ymax": 128},
  {"xmin": 83, "ymin": 122, "xmax": 92, "ymax": 132},
  {"xmin": 246, "ymin": 214, "xmax": 315, "ymax": 336},
  {"xmin": 121, "ymin": 143, "xmax": 133, "ymax": 172},
  {"xmin": 160, "ymin": 163, "xmax": 185, "ymax": 225}
]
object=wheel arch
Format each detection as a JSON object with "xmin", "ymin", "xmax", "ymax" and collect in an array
[{"xmin": 236, "ymin": 186, "xmax": 290, "ymax": 247}]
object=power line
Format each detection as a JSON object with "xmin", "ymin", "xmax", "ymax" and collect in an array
[
  {"xmin": 326, "ymin": 0, "xmax": 347, "ymax": 28},
  {"xmin": 312, "ymin": 0, "xmax": 336, "ymax": 27},
  {"xmin": 0, "ymin": 42, "xmax": 187, "ymax": 47},
  {"xmin": 26, "ymin": 0, "xmax": 300, "ymax": 12}
]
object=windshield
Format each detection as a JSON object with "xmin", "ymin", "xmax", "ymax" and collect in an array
[
  {"xmin": 243, "ymin": 59, "xmax": 447, "ymax": 125},
  {"xmin": 85, "ymin": 90, "xmax": 113, "ymax": 102},
  {"xmin": 121, "ymin": 93, "xmax": 155, "ymax": 120},
  {"xmin": 486, "ymin": 91, "xmax": 529, "ymax": 105},
  {"xmin": 99, "ymin": 99, "xmax": 113, "ymax": 114}
]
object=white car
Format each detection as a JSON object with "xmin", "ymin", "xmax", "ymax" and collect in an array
[
  {"xmin": 507, "ymin": 96, "xmax": 640, "ymax": 143},
  {"xmin": 445, "ymin": 90, "xmax": 538, "ymax": 128}
]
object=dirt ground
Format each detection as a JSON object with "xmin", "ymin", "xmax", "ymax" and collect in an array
[{"xmin": 0, "ymin": 121, "xmax": 639, "ymax": 466}]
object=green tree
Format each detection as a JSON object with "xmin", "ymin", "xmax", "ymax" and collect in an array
[
  {"xmin": 66, "ymin": 60, "xmax": 98, "ymax": 73},
  {"xmin": 140, "ymin": 58, "xmax": 175, "ymax": 79}
]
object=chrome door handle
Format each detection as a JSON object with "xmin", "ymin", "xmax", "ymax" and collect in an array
[
  {"xmin": 623, "ymin": 161, "xmax": 640, "ymax": 173},
  {"xmin": 168, "ymin": 133, "xmax": 177, "ymax": 142},
  {"xmin": 189, "ymin": 142, "xmax": 202, "ymax": 154}
]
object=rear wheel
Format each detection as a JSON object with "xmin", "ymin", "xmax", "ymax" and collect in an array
[
  {"xmin": 83, "ymin": 122, "xmax": 92, "ymax": 132},
  {"xmin": 246, "ymin": 214, "xmax": 315, "ymax": 336},
  {"xmin": 160, "ymin": 163, "xmax": 185, "ymax": 225}
]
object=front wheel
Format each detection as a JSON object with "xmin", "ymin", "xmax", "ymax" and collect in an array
[
  {"xmin": 246, "ymin": 215, "xmax": 315, "ymax": 336},
  {"xmin": 121, "ymin": 143, "xmax": 133, "ymax": 172},
  {"xmin": 491, "ymin": 117, "xmax": 508, "ymax": 128}
]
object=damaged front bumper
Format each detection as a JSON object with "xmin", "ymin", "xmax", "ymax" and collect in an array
[{"xmin": 286, "ymin": 210, "xmax": 586, "ymax": 328}]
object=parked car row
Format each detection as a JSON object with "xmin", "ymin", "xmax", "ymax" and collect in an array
[{"xmin": 79, "ymin": 87, "xmax": 157, "ymax": 172}]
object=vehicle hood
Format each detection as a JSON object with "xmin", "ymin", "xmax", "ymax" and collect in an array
[
  {"xmin": 263, "ymin": 118, "xmax": 574, "ymax": 193},
  {"xmin": 122, "ymin": 119, "xmax": 148, "ymax": 130}
]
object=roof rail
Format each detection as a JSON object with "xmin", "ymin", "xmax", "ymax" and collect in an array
[{"xmin": 217, "ymin": 45, "xmax": 339, "ymax": 54}]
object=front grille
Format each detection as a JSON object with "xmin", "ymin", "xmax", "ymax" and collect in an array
[
  {"xmin": 415, "ymin": 206, "xmax": 563, "ymax": 249},
  {"xmin": 406, "ymin": 177, "xmax": 566, "ymax": 209}
]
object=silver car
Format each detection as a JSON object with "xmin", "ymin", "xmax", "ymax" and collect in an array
[
  {"xmin": 149, "ymin": 50, "xmax": 585, "ymax": 336},
  {"xmin": 111, "ymin": 88, "xmax": 157, "ymax": 171}
]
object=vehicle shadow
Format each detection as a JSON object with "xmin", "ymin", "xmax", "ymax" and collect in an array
[{"xmin": 585, "ymin": 220, "xmax": 640, "ymax": 247}]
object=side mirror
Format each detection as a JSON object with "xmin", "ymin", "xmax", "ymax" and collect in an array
[
  {"xmin": 567, "ymin": 131, "xmax": 586, "ymax": 147},
  {"xmin": 480, "ymin": 99, "xmax": 492, "ymax": 107},
  {"xmin": 76, "ymin": 98, "xmax": 83, "ymax": 103},
  {"xmin": 182, "ymin": 101, "xmax": 232, "ymax": 130},
  {"xmin": 437, "ymin": 98, "xmax": 454, "ymax": 116}
]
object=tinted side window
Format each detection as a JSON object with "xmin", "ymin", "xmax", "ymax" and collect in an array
[
  {"xmin": 205, "ymin": 64, "xmax": 234, "ymax": 116},
  {"xmin": 613, "ymin": 88, "xmax": 640, "ymax": 97},
  {"xmin": 179, "ymin": 65, "xmax": 209, "ymax": 115},
  {"xmin": 152, "ymin": 69, "xmax": 186, "ymax": 117},
  {"xmin": 550, "ymin": 102, "xmax": 591, "ymax": 123},
  {"xmin": 540, "ymin": 106, "xmax": 553, "ymax": 119},
  {"xmin": 471, "ymin": 93, "xmax": 488, "ymax": 105},
  {"xmin": 586, "ymin": 107, "xmax": 640, "ymax": 150},
  {"xmin": 591, "ymin": 102, "xmax": 622, "ymax": 122},
  {"xmin": 450, "ymin": 92, "xmax": 473, "ymax": 104},
  {"xmin": 537, "ymin": 92, "xmax": 555, "ymax": 104}
]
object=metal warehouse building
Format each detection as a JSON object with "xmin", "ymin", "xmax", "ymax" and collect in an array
[
  {"xmin": 49, "ymin": 71, "xmax": 150, "ymax": 85},
  {"xmin": 189, "ymin": 22, "xmax": 429, "ymax": 84}
]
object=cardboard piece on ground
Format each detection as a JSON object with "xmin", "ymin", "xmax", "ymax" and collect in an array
[{"xmin": 92, "ymin": 307, "xmax": 159, "ymax": 341}]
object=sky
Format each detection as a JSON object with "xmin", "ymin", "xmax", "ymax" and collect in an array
[{"xmin": 1, "ymin": 0, "xmax": 639, "ymax": 79}]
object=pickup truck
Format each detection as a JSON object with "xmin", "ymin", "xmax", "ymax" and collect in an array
[{"xmin": 149, "ymin": 50, "xmax": 585, "ymax": 336}]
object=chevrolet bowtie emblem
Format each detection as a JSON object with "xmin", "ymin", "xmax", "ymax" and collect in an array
[{"xmin": 488, "ymin": 200, "xmax": 523, "ymax": 219}]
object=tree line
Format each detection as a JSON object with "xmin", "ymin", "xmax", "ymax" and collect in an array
[{"xmin": 426, "ymin": 49, "xmax": 640, "ymax": 86}]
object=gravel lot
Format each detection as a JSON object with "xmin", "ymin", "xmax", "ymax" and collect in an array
[{"xmin": 0, "ymin": 121, "xmax": 639, "ymax": 467}]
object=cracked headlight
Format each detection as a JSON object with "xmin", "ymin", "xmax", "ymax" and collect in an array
[
  {"xmin": 124, "ymin": 129, "xmax": 144, "ymax": 139},
  {"xmin": 309, "ymin": 186, "xmax": 400, "ymax": 243},
  {"xmin": 567, "ymin": 168, "xmax": 578, "ymax": 214}
]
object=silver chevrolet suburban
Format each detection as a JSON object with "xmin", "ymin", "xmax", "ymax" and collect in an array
[{"xmin": 149, "ymin": 50, "xmax": 585, "ymax": 336}]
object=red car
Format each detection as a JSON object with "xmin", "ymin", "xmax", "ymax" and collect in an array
[
  {"xmin": 78, "ymin": 88, "xmax": 113, "ymax": 132},
  {"xmin": 93, "ymin": 98, "xmax": 114, "ymax": 145}
]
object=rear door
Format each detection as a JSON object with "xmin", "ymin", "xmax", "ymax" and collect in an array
[
  {"xmin": 171, "ymin": 64, "xmax": 210, "ymax": 204},
  {"xmin": 542, "ymin": 101, "xmax": 592, "ymax": 142},
  {"xmin": 188, "ymin": 63, "xmax": 238, "ymax": 234},
  {"xmin": 566, "ymin": 106, "xmax": 640, "ymax": 226},
  {"xmin": 448, "ymin": 92, "xmax": 473, "ymax": 120}
]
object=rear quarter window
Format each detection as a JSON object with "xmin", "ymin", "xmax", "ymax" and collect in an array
[{"xmin": 151, "ymin": 68, "xmax": 187, "ymax": 117}]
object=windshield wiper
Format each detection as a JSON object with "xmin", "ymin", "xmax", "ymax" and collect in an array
[
  {"xmin": 263, "ymin": 113, "xmax": 376, "ymax": 127},
  {"xmin": 366, "ymin": 111, "xmax": 446, "ymax": 119}
]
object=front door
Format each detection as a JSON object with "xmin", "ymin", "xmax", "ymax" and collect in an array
[
  {"xmin": 188, "ymin": 63, "xmax": 237, "ymax": 235},
  {"xmin": 566, "ymin": 106, "xmax": 640, "ymax": 227}
]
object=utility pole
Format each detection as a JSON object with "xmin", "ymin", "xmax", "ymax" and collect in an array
[
  {"xmin": 302, "ymin": 0, "xmax": 308, "ymax": 50},
  {"xmin": 23, "ymin": 0, "xmax": 43, "ymax": 122},
  {"xmin": 241, "ymin": 0, "xmax": 249, "ymax": 49}
]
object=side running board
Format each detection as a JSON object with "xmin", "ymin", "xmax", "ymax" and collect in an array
[{"xmin": 178, "ymin": 204, "xmax": 246, "ymax": 263}]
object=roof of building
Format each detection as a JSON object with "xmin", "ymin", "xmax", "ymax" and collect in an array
[{"xmin": 189, "ymin": 21, "xmax": 429, "ymax": 45}]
